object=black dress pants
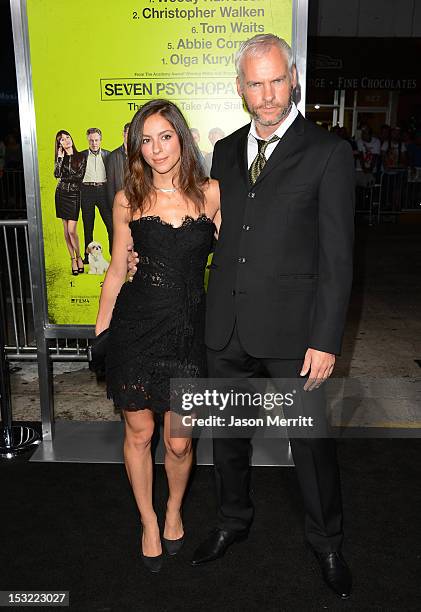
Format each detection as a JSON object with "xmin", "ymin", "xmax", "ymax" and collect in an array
[
  {"xmin": 208, "ymin": 324, "xmax": 343, "ymax": 553},
  {"xmin": 81, "ymin": 184, "xmax": 113, "ymax": 256}
]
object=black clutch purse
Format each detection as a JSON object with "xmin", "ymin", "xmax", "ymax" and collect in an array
[{"xmin": 87, "ymin": 328, "xmax": 109, "ymax": 375}]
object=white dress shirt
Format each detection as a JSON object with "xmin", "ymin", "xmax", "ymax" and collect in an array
[
  {"xmin": 247, "ymin": 102, "xmax": 299, "ymax": 168},
  {"xmin": 83, "ymin": 149, "xmax": 106, "ymax": 183}
]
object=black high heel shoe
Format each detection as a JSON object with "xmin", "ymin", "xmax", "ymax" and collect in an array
[
  {"xmin": 140, "ymin": 530, "xmax": 163, "ymax": 573},
  {"xmin": 76, "ymin": 255, "xmax": 84, "ymax": 274},
  {"xmin": 162, "ymin": 534, "xmax": 185, "ymax": 556},
  {"xmin": 71, "ymin": 257, "xmax": 79, "ymax": 276},
  {"xmin": 141, "ymin": 550, "xmax": 163, "ymax": 573}
]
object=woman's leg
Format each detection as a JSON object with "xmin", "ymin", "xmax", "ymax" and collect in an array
[
  {"xmin": 163, "ymin": 411, "xmax": 193, "ymax": 539},
  {"xmin": 67, "ymin": 220, "xmax": 81, "ymax": 259},
  {"xmin": 62, "ymin": 220, "xmax": 78, "ymax": 273},
  {"xmin": 62, "ymin": 220, "xmax": 75, "ymax": 257},
  {"xmin": 123, "ymin": 409, "xmax": 161, "ymax": 556}
]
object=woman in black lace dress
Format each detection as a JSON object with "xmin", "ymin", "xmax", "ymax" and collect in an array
[
  {"xmin": 54, "ymin": 131, "xmax": 86, "ymax": 275},
  {"xmin": 96, "ymin": 100, "xmax": 220, "ymax": 572}
]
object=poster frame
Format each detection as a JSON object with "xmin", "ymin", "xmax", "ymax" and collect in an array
[{"xmin": 10, "ymin": 0, "xmax": 309, "ymax": 440}]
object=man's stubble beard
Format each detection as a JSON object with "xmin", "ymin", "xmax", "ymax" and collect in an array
[{"xmin": 245, "ymin": 89, "xmax": 293, "ymax": 128}]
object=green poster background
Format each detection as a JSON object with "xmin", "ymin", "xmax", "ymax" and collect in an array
[{"xmin": 26, "ymin": 0, "xmax": 292, "ymax": 325}]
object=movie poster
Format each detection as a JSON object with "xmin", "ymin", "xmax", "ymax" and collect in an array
[{"xmin": 26, "ymin": 0, "xmax": 292, "ymax": 325}]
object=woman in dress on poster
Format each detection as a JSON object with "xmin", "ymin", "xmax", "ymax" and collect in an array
[
  {"xmin": 54, "ymin": 130, "xmax": 86, "ymax": 275},
  {"xmin": 95, "ymin": 100, "xmax": 220, "ymax": 572}
]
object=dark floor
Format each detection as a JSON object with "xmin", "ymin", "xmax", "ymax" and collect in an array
[{"xmin": 1, "ymin": 439, "xmax": 420, "ymax": 611}]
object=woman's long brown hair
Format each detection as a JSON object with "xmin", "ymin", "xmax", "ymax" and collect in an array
[
  {"xmin": 54, "ymin": 130, "xmax": 82, "ymax": 169},
  {"xmin": 124, "ymin": 100, "xmax": 208, "ymax": 217}
]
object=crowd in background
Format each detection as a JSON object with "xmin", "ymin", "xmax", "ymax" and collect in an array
[
  {"xmin": 317, "ymin": 119, "xmax": 421, "ymax": 211},
  {"xmin": 325, "ymin": 121, "xmax": 421, "ymax": 185}
]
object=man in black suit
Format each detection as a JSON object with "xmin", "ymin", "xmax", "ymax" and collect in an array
[
  {"xmin": 106, "ymin": 122, "xmax": 130, "ymax": 210},
  {"xmin": 190, "ymin": 35, "xmax": 355, "ymax": 599},
  {"xmin": 81, "ymin": 128, "xmax": 112, "ymax": 261}
]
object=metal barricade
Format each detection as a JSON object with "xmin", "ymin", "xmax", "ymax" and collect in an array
[
  {"xmin": 0, "ymin": 220, "xmax": 35, "ymax": 358},
  {"xmin": 49, "ymin": 337, "xmax": 90, "ymax": 362},
  {"xmin": 0, "ymin": 219, "xmax": 91, "ymax": 361},
  {"xmin": 404, "ymin": 168, "xmax": 421, "ymax": 211},
  {"xmin": 377, "ymin": 169, "xmax": 408, "ymax": 220},
  {"xmin": 355, "ymin": 169, "xmax": 421, "ymax": 223}
]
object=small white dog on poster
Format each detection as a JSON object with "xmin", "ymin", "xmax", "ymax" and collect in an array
[{"xmin": 86, "ymin": 241, "xmax": 109, "ymax": 275}]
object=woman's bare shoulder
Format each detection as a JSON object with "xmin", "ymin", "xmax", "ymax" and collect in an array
[
  {"xmin": 203, "ymin": 177, "xmax": 218, "ymax": 190},
  {"xmin": 203, "ymin": 178, "xmax": 220, "ymax": 200},
  {"xmin": 114, "ymin": 189, "xmax": 129, "ymax": 207}
]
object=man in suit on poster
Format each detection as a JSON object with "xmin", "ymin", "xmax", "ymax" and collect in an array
[
  {"xmin": 189, "ymin": 35, "xmax": 355, "ymax": 599},
  {"xmin": 80, "ymin": 128, "xmax": 112, "ymax": 261},
  {"xmin": 106, "ymin": 122, "xmax": 130, "ymax": 210}
]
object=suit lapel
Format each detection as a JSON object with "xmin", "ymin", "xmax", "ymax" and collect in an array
[
  {"xmin": 252, "ymin": 114, "xmax": 305, "ymax": 188},
  {"xmin": 236, "ymin": 125, "xmax": 250, "ymax": 187}
]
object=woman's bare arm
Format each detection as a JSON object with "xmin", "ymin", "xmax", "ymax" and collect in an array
[
  {"xmin": 204, "ymin": 178, "xmax": 221, "ymax": 237},
  {"xmin": 95, "ymin": 190, "xmax": 133, "ymax": 335}
]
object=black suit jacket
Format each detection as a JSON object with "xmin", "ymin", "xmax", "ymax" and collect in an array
[
  {"xmin": 105, "ymin": 145, "xmax": 127, "ymax": 208},
  {"xmin": 206, "ymin": 113, "xmax": 355, "ymax": 358}
]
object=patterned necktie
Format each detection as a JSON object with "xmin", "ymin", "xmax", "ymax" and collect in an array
[{"xmin": 249, "ymin": 134, "xmax": 280, "ymax": 184}]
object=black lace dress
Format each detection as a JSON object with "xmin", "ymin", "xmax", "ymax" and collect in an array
[{"xmin": 106, "ymin": 214, "xmax": 214, "ymax": 413}]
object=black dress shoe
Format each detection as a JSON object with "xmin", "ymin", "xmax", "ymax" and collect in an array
[
  {"xmin": 312, "ymin": 549, "xmax": 352, "ymax": 599},
  {"xmin": 191, "ymin": 528, "xmax": 248, "ymax": 566}
]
